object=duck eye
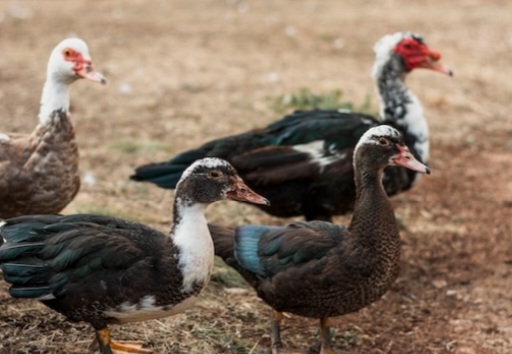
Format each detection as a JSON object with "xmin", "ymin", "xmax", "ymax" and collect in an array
[
  {"xmin": 64, "ymin": 49, "xmax": 71, "ymax": 57},
  {"xmin": 378, "ymin": 138, "xmax": 389, "ymax": 146},
  {"xmin": 403, "ymin": 43, "xmax": 412, "ymax": 50},
  {"xmin": 208, "ymin": 170, "xmax": 221, "ymax": 179}
]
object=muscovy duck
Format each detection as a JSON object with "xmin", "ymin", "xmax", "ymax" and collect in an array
[
  {"xmin": 0, "ymin": 38, "xmax": 106, "ymax": 219},
  {"xmin": 209, "ymin": 126, "xmax": 431, "ymax": 354},
  {"xmin": 131, "ymin": 32, "xmax": 451, "ymax": 221},
  {"xmin": 0, "ymin": 158, "xmax": 269, "ymax": 354}
]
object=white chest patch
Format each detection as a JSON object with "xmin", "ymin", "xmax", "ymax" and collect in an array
[
  {"xmin": 173, "ymin": 203, "xmax": 215, "ymax": 293},
  {"xmin": 0, "ymin": 133, "xmax": 10, "ymax": 142},
  {"xmin": 105, "ymin": 295, "xmax": 198, "ymax": 324}
]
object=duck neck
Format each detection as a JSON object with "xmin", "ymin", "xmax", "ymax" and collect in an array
[
  {"xmin": 170, "ymin": 193, "xmax": 214, "ymax": 294},
  {"xmin": 38, "ymin": 75, "xmax": 73, "ymax": 126},
  {"xmin": 374, "ymin": 63, "xmax": 429, "ymax": 163},
  {"xmin": 349, "ymin": 162, "xmax": 400, "ymax": 255},
  {"xmin": 32, "ymin": 77, "xmax": 76, "ymax": 152}
]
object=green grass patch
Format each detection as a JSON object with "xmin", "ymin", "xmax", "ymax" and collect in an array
[
  {"xmin": 109, "ymin": 139, "xmax": 171, "ymax": 155},
  {"xmin": 395, "ymin": 212, "xmax": 407, "ymax": 231},
  {"xmin": 269, "ymin": 87, "xmax": 374, "ymax": 115}
]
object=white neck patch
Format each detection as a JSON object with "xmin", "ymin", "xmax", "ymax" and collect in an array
[
  {"xmin": 38, "ymin": 80, "xmax": 71, "ymax": 125},
  {"xmin": 172, "ymin": 202, "xmax": 214, "ymax": 293},
  {"xmin": 38, "ymin": 38, "xmax": 92, "ymax": 126},
  {"xmin": 403, "ymin": 94, "xmax": 429, "ymax": 162}
]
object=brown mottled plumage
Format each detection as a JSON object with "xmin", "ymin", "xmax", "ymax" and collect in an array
[
  {"xmin": 209, "ymin": 126, "xmax": 431, "ymax": 354},
  {"xmin": 0, "ymin": 110, "xmax": 79, "ymax": 217},
  {"xmin": 0, "ymin": 38, "xmax": 105, "ymax": 219}
]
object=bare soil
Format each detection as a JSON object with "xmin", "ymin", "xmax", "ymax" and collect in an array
[{"xmin": 0, "ymin": 0, "xmax": 511, "ymax": 353}]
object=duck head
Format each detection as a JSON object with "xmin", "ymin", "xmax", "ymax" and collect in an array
[
  {"xmin": 373, "ymin": 32, "xmax": 453, "ymax": 77},
  {"xmin": 354, "ymin": 125, "xmax": 431, "ymax": 174},
  {"xmin": 47, "ymin": 38, "xmax": 106, "ymax": 85},
  {"xmin": 177, "ymin": 158, "xmax": 270, "ymax": 206}
]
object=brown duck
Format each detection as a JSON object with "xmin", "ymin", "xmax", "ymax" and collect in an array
[
  {"xmin": 209, "ymin": 125, "xmax": 431, "ymax": 354},
  {"xmin": 0, "ymin": 38, "xmax": 106, "ymax": 218},
  {"xmin": 0, "ymin": 158, "xmax": 269, "ymax": 354}
]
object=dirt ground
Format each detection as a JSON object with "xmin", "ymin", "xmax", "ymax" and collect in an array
[{"xmin": 0, "ymin": 0, "xmax": 511, "ymax": 353}]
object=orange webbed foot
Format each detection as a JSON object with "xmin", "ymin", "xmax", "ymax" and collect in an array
[{"xmin": 110, "ymin": 340, "xmax": 153, "ymax": 354}]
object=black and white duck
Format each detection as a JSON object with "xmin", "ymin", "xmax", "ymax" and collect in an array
[
  {"xmin": 208, "ymin": 126, "xmax": 431, "ymax": 354},
  {"xmin": 0, "ymin": 158, "xmax": 269, "ymax": 354},
  {"xmin": 0, "ymin": 38, "xmax": 106, "ymax": 218},
  {"xmin": 130, "ymin": 32, "xmax": 450, "ymax": 221}
]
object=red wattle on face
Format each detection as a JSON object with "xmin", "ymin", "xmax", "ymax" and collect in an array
[
  {"xmin": 62, "ymin": 48, "xmax": 91, "ymax": 72},
  {"xmin": 394, "ymin": 38, "xmax": 435, "ymax": 70},
  {"xmin": 393, "ymin": 37, "xmax": 452, "ymax": 76}
]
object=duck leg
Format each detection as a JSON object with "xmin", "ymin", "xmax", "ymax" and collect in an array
[
  {"xmin": 306, "ymin": 318, "xmax": 336, "ymax": 354},
  {"xmin": 318, "ymin": 317, "xmax": 335, "ymax": 354},
  {"xmin": 93, "ymin": 327, "xmax": 153, "ymax": 354},
  {"xmin": 270, "ymin": 310, "xmax": 304, "ymax": 354},
  {"xmin": 271, "ymin": 310, "xmax": 286, "ymax": 354}
]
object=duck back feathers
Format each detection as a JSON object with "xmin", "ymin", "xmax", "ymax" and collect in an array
[{"xmin": 0, "ymin": 214, "xmax": 184, "ymax": 316}]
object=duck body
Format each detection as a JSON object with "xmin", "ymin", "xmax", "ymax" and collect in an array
[
  {"xmin": 209, "ymin": 126, "xmax": 431, "ymax": 353},
  {"xmin": 0, "ymin": 38, "xmax": 105, "ymax": 218},
  {"xmin": 213, "ymin": 218, "xmax": 399, "ymax": 319},
  {"xmin": 0, "ymin": 110, "xmax": 79, "ymax": 217},
  {"xmin": 1, "ymin": 214, "xmax": 204, "ymax": 326},
  {"xmin": 211, "ymin": 176, "xmax": 401, "ymax": 319},
  {"xmin": 131, "ymin": 32, "xmax": 451, "ymax": 221},
  {"xmin": 0, "ymin": 158, "xmax": 269, "ymax": 354},
  {"xmin": 133, "ymin": 109, "xmax": 419, "ymax": 220}
]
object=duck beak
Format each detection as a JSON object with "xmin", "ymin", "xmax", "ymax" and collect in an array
[
  {"xmin": 75, "ymin": 62, "xmax": 107, "ymax": 85},
  {"xmin": 418, "ymin": 48, "xmax": 453, "ymax": 76},
  {"xmin": 392, "ymin": 145, "xmax": 431, "ymax": 174},
  {"xmin": 227, "ymin": 177, "xmax": 270, "ymax": 205}
]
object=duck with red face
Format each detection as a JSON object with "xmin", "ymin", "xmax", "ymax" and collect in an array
[
  {"xmin": 0, "ymin": 38, "xmax": 106, "ymax": 219},
  {"xmin": 131, "ymin": 32, "xmax": 451, "ymax": 222}
]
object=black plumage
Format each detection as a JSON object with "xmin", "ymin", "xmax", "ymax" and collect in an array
[
  {"xmin": 131, "ymin": 32, "xmax": 451, "ymax": 221},
  {"xmin": 0, "ymin": 158, "xmax": 268, "ymax": 354}
]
